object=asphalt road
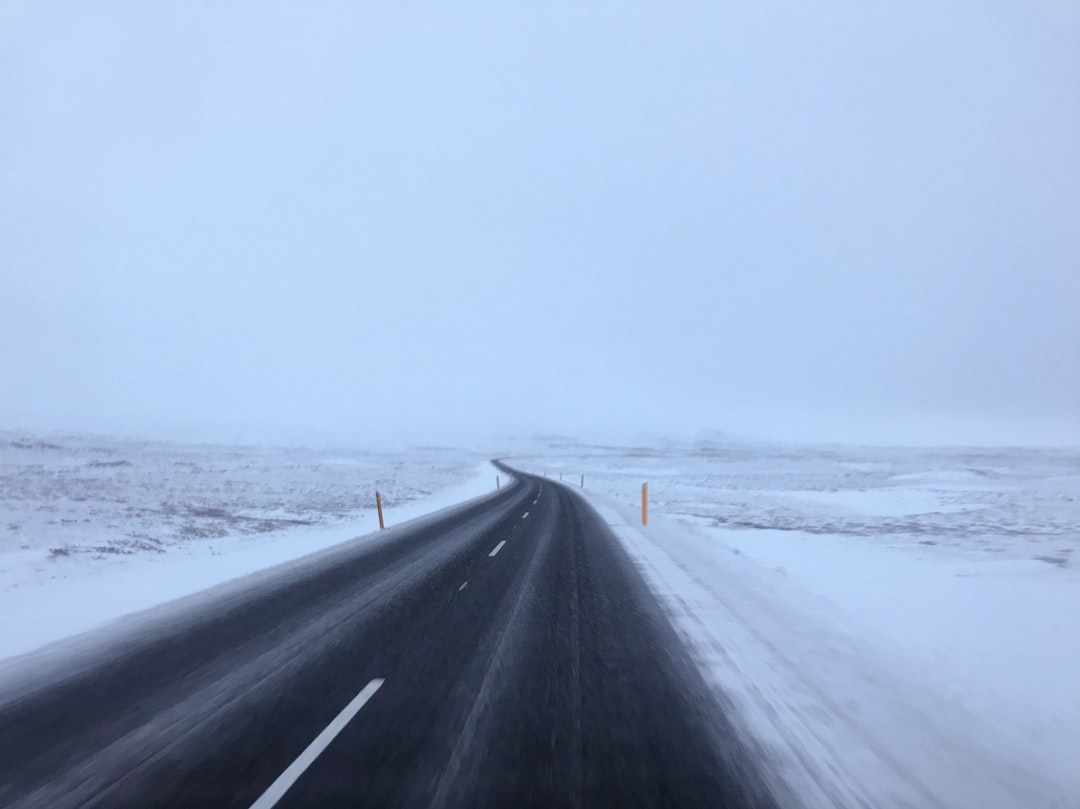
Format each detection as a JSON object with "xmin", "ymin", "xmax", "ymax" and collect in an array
[{"xmin": 0, "ymin": 468, "xmax": 778, "ymax": 809}]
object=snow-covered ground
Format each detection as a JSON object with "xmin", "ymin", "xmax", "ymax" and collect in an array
[
  {"xmin": 514, "ymin": 439, "xmax": 1080, "ymax": 808},
  {"xmin": 4, "ymin": 431, "xmax": 1077, "ymax": 805},
  {"xmin": 0, "ymin": 432, "xmax": 494, "ymax": 662}
]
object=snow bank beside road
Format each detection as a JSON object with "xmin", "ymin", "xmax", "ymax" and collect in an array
[
  {"xmin": 517, "ymin": 441, "xmax": 1080, "ymax": 807},
  {"xmin": 0, "ymin": 434, "xmax": 495, "ymax": 662},
  {"xmin": 585, "ymin": 496, "xmax": 1078, "ymax": 808}
]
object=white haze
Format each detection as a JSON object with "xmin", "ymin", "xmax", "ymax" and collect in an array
[{"xmin": 2, "ymin": 1, "xmax": 1078, "ymax": 447}]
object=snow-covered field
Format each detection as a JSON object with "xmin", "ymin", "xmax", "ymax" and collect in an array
[
  {"xmin": 0, "ymin": 432, "xmax": 492, "ymax": 661},
  {"xmin": 514, "ymin": 439, "xmax": 1080, "ymax": 808},
  {"xmin": 4, "ymin": 431, "xmax": 1077, "ymax": 805}
]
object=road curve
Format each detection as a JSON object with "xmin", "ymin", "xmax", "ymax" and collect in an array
[{"xmin": 0, "ymin": 467, "xmax": 778, "ymax": 808}]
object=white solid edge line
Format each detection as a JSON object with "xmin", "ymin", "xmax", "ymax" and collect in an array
[
  {"xmin": 489, "ymin": 540, "xmax": 507, "ymax": 557},
  {"xmin": 248, "ymin": 678, "xmax": 384, "ymax": 809}
]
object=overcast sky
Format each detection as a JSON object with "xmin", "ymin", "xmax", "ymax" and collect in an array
[{"xmin": 2, "ymin": 1, "xmax": 1078, "ymax": 446}]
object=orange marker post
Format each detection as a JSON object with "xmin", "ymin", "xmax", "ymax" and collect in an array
[
  {"xmin": 376, "ymin": 490, "xmax": 385, "ymax": 530},
  {"xmin": 641, "ymin": 483, "xmax": 648, "ymax": 526}
]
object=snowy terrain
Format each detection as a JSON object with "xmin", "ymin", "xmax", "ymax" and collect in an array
[
  {"xmin": 4, "ymin": 431, "xmax": 1077, "ymax": 806},
  {"xmin": 0, "ymin": 432, "xmax": 493, "ymax": 661},
  {"xmin": 513, "ymin": 439, "xmax": 1080, "ymax": 808}
]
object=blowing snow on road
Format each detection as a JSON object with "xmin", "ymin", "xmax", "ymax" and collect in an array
[{"xmin": 0, "ymin": 463, "xmax": 776, "ymax": 808}]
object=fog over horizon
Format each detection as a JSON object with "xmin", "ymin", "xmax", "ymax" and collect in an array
[{"xmin": 3, "ymin": 2, "xmax": 1078, "ymax": 449}]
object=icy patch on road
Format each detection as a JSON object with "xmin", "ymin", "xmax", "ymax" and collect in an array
[{"xmin": 0, "ymin": 432, "xmax": 494, "ymax": 662}]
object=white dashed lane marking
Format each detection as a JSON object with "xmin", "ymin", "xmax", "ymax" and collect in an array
[
  {"xmin": 489, "ymin": 541, "xmax": 506, "ymax": 557},
  {"xmin": 248, "ymin": 679, "xmax": 384, "ymax": 809}
]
